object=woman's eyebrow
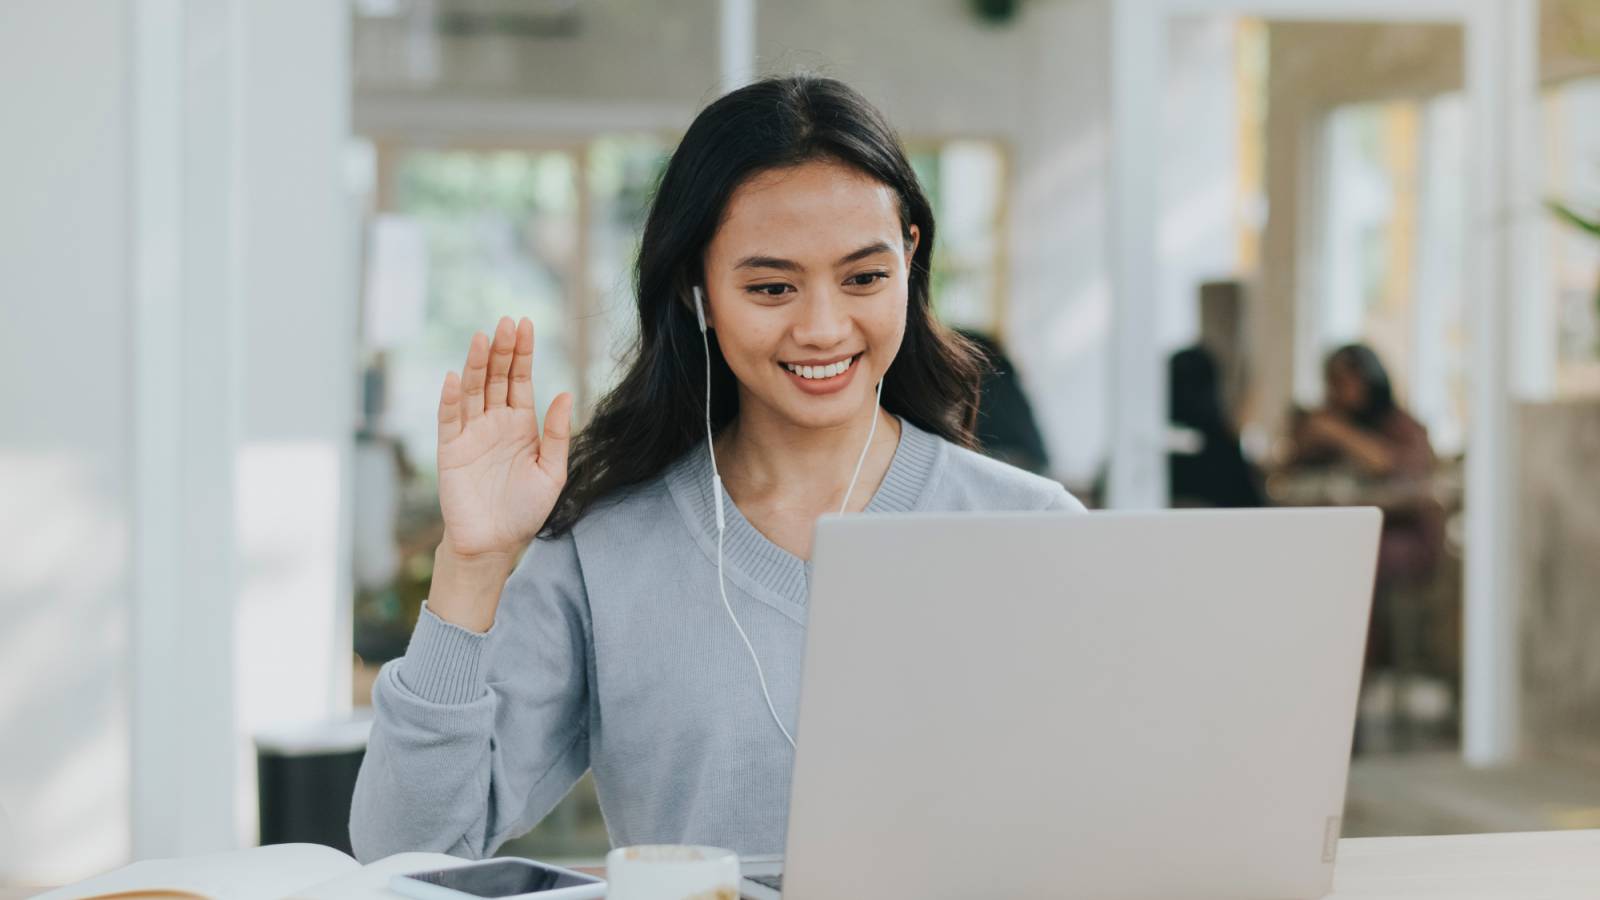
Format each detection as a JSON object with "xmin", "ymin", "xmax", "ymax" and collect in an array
[{"xmin": 733, "ymin": 240, "xmax": 896, "ymax": 273}]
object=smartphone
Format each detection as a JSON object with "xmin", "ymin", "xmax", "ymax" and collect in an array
[{"xmin": 390, "ymin": 858, "xmax": 607, "ymax": 900}]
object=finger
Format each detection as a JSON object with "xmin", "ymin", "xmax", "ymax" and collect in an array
[
  {"xmin": 459, "ymin": 331, "xmax": 489, "ymax": 422},
  {"xmin": 485, "ymin": 316, "xmax": 515, "ymax": 409},
  {"xmin": 537, "ymin": 392, "xmax": 574, "ymax": 481},
  {"xmin": 437, "ymin": 370, "xmax": 463, "ymax": 444},
  {"xmin": 508, "ymin": 318, "xmax": 535, "ymax": 410}
]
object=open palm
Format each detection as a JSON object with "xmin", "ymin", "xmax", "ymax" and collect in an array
[{"xmin": 436, "ymin": 316, "xmax": 573, "ymax": 559}]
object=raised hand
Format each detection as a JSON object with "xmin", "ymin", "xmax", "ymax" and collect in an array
[{"xmin": 435, "ymin": 316, "xmax": 573, "ymax": 562}]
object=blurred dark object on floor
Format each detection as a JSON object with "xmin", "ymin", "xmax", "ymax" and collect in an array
[
  {"xmin": 959, "ymin": 329, "xmax": 1052, "ymax": 476},
  {"xmin": 256, "ymin": 717, "xmax": 371, "ymax": 855}
]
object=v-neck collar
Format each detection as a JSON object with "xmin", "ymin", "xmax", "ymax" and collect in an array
[{"xmin": 663, "ymin": 415, "xmax": 944, "ymax": 615}]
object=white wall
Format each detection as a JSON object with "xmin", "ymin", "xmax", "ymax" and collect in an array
[
  {"xmin": 0, "ymin": 1, "xmax": 134, "ymax": 883},
  {"xmin": 0, "ymin": 0, "xmax": 352, "ymax": 884}
]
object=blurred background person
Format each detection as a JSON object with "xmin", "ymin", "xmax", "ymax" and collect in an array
[
  {"xmin": 959, "ymin": 329, "xmax": 1052, "ymax": 476},
  {"xmin": 1167, "ymin": 345, "xmax": 1265, "ymax": 508},
  {"xmin": 1287, "ymin": 343, "xmax": 1444, "ymax": 590}
]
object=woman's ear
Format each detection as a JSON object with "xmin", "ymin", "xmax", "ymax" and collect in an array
[{"xmin": 904, "ymin": 224, "xmax": 921, "ymax": 268}]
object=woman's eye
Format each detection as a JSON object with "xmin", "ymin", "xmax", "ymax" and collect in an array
[
  {"xmin": 746, "ymin": 283, "xmax": 792, "ymax": 297},
  {"xmin": 847, "ymin": 272, "xmax": 890, "ymax": 287}
]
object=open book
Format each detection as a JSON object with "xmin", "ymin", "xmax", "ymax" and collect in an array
[{"xmin": 33, "ymin": 844, "xmax": 478, "ymax": 900}]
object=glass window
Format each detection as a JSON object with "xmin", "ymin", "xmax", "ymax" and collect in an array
[
  {"xmin": 909, "ymin": 140, "xmax": 1009, "ymax": 336},
  {"xmin": 385, "ymin": 148, "xmax": 583, "ymax": 469}
]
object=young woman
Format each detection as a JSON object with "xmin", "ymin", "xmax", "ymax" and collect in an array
[
  {"xmin": 1290, "ymin": 343, "xmax": 1442, "ymax": 582},
  {"xmin": 1292, "ymin": 344, "xmax": 1433, "ymax": 483},
  {"xmin": 350, "ymin": 75, "xmax": 1083, "ymax": 863}
]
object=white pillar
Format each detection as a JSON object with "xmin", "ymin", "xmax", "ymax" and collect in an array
[
  {"xmin": 1108, "ymin": 0, "xmax": 1169, "ymax": 509},
  {"xmin": 719, "ymin": 0, "xmax": 756, "ymax": 94},
  {"xmin": 1460, "ymin": 0, "xmax": 1538, "ymax": 767},
  {"xmin": 130, "ymin": 0, "xmax": 242, "ymax": 857}
]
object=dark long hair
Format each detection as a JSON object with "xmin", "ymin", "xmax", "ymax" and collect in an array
[
  {"xmin": 1326, "ymin": 343, "xmax": 1397, "ymax": 430},
  {"xmin": 542, "ymin": 75, "xmax": 985, "ymax": 537}
]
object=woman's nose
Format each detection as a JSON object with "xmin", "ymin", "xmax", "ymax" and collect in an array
[{"xmin": 792, "ymin": 290, "xmax": 851, "ymax": 347}]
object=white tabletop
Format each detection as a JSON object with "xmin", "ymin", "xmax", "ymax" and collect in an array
[
  {"xmin": 1328, "ymin": 830, "xmax": 1600, "ymax": 898},
  {"xmin": 8, "ymin": 829, "xmax": 1599, "ymax": 899},
  {"xmin": 308, "ymin": 830, "xmax": 1600, "ymax": 899}
]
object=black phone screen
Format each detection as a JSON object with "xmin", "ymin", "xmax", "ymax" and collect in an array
[{"xmin": 407, "ymin": 860, "xmax": 600, "ymax": 896}]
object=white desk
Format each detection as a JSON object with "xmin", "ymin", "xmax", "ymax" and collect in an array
[
  {"xmin": 8, "ymin": 830, "xmax": 1599, "ymax": 899},
  {"xmin": 1328, "ymin": 830, "xmax": 1600, "ymax": 898}
]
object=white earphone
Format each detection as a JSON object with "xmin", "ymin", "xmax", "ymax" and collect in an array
[{"xmin": 692, "ymin": 285, "xmax": 883, "ymax": 749}]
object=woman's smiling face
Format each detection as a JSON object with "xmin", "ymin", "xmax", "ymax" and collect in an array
[{"xmin": 700, "ymin": 158, "xmax": 919, "ymax": 430}]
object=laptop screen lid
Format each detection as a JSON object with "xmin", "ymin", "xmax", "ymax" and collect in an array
[{"xmin": 780, "ymin": 508, "xmax": 1380, "ymax": 900}]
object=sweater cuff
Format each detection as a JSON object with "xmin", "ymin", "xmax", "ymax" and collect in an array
[{"xmin": 396, "ymin": 603, "xmax": 491, "ymax": 705}]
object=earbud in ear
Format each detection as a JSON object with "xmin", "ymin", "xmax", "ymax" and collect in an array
[{"xmin": 692, "ymin": 286, "xmax": 707, "ymax": 333}]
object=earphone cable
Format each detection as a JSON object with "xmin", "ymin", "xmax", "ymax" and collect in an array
[
  {"xmin": 837, "ymin": 375, "xmax": 884, "ymax": 515},
  {"xmin": 699, "ymin": 307, "xmax": 799, "ymax": 748}
]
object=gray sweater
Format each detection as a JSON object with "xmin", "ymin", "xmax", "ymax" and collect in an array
[{"xmin": 349, "ymin": 417, "xmax": 1084, "ymax": 862}]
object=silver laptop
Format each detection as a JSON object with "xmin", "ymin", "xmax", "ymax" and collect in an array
[{"xmin": 742, "ymin": 508, "xmax": 1380, "ymax": 900}]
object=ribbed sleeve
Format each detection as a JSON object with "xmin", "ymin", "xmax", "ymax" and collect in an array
[{"xmin": 394, "ymin": 604, "xmax": 491, "ymax": 705}]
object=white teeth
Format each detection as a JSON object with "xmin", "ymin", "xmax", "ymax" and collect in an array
[{"xmin": 784, "ymin": 356, "xmax": 855, "ymax": 380}]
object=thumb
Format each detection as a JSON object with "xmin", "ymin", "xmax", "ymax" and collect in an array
[{"xmin": 537, "ymin": 392, "xmax": 574, "ymax": 480}]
